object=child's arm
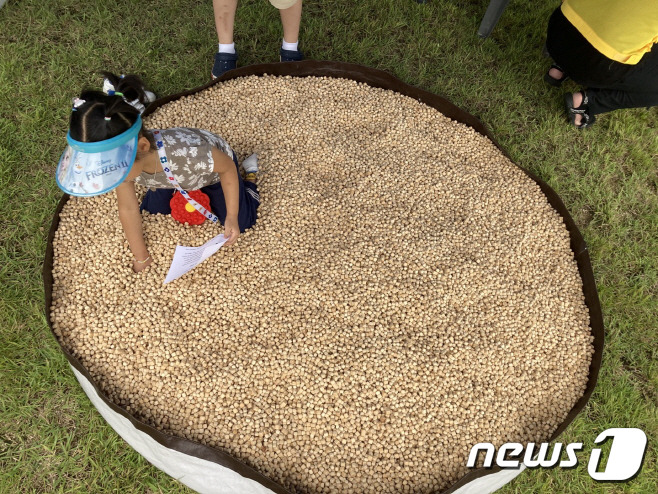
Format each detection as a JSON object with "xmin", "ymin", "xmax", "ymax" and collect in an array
[
  {"xmin": 116, "ymin": 181, "xmax": 152, "ymax": 272},
  {"xmin": 212, "ymin": 148, "xmax": 240, "ymax": 246}
]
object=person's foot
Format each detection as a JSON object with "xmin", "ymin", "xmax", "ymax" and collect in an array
[
  {"xmin": 241, "ymin": 153, "xmax": 258, "ymax": 182},
  {"xmin": 571, "ymin": 91, "xmax": 583, "ymax": 126},
  {"xmin": 241, "ymin": 153, "xmax": 258, "ymax": 174},
  {"xmin": 280, "ymin": 47, "xmax": 304, "ymax": 62},
  {"xmin": 564, "ymin": 90, "xmax": 596, "ymax": 129},
  {"xmin": 212, "ymin": 51, "xmax": 238, "ymax": 79},
  {"xmin": 544, "ymin": 64, "xmax": 569, "ymax": 87},
  {"xmin": 549, "ymin": 67, "xmax": 564, "ymax": 80}
]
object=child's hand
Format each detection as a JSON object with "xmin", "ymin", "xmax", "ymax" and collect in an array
[
  {"xmin": 224, "ymin": 215, "xmax": 240, "ymax": 246},
  {"xmin": 132, "ymin": 256, "xmax": 153, "ymax": 273}
]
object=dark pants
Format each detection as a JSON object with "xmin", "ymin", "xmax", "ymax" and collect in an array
[
  {"xmin": 140, "ymin": 154, "xmax": 260, "ymax": 232},
  {"xmin": 546, "ymin": 7, "xmax": 658, "ymax": 116}
]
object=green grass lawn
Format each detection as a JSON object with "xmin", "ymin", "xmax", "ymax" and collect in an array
[{"xmin": 1, "ymin": 0, "xmax": 656, "ymax": 492}]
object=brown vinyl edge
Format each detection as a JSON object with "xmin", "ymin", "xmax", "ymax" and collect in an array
[{"xmin": 44, "ymin": 60, "xmax": 604, "ymax": 494}]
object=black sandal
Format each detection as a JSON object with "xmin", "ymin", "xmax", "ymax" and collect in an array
[
  {"xmin": 544, "ymin": 64, "xmax": 569, "ymax": 87},
  {"xmin": 564, "ymin": 90, "xmax": 596, "ymax": 129}
]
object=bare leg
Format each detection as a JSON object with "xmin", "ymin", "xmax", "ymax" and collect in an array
[
  {"xmin": 213, "ymin": 0, "xmax": 238, "ymax": 44},
  {"xmin": 279, "ymin": 0, "xmax": 302, "ymax": 44}
]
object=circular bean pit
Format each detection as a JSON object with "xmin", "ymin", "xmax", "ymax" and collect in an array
[{"xmin": 51, "ymin": 75, "xmax": 594, "ymax": 493}]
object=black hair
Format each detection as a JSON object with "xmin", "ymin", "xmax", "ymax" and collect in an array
[
  {"xmin": 69, "ymin": 72, "xmax": 154, "ymax": 146},
  {"xmin": 100, "ymin": 71, "xmax": 150, "ymax": 106}
]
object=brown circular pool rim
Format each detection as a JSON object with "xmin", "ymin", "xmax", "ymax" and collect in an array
[{"xmin": 43, "ymin": 60, "xmax": 604, "ymax": 494}]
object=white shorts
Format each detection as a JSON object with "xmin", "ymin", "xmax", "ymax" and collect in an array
[{"xmin": 269, "ymin": 0, "xmax": 299, "ymax": 9}]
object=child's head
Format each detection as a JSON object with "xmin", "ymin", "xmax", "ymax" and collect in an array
[
  {"xmin": 56, "ymin": 72, "xmax": 155, "ymax": 197},
  {"xmin": 69, "ymin": 72, "xmax": 151, "ymax": 143}
]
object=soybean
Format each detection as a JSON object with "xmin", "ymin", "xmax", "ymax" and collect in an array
[{"xmin": 51, "ymin": 76, "xmax": 594, "ymax": 494}]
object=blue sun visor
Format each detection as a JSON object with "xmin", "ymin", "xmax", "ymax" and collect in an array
[{"xmin": 56, "ymin": 115, "xmax": 142, "ymax": 197}]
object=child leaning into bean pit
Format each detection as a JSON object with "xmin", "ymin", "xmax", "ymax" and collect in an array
[{"xmin": 56, "ymin": 72, "xmax": 260, "ymax": 272}]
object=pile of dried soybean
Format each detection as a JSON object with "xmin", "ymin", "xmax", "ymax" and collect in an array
[{"xmin": 51, "ymin": 76, "xmax": 594, "ymax": 494}]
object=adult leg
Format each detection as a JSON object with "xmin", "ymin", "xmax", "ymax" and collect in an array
[
  {"xmin": 213, "ymin": 0, "xmax": 238, "ymax": 44},
  {"xmin": 586, "ymin": 47, "xmax": 658, "ymax": 115},
  {"xmin": 587, "ymin": 89, "xmax": 658, "ymax": 116},
  {"xmin": 212, "ymin": 0, "xmax": 239, "ymax": 78},
  {"xmin": 279, "ymin": 0, "xmax": 302, "ymax": 44},
  {"xmin": 567, "ymin": 46, "xmax": 658, "ymax": 122}
]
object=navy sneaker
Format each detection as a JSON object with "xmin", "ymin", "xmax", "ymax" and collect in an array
[
  {"xmin": 212, "ymin": 51, "xmax": 238, "ymax": 79},
  {"xmin": 280, "ymin": 47, "xmax": 304, "ymax": 62}
]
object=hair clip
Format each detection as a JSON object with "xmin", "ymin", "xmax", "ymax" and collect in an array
[
  {"xmin": 72, "ymin": 97, "xmax": 86, "ymax": 110},
  {"xmin": 102, "ymin": 78, "xmax": 115, "ymax": 95},
  {"xmin": 103, "ymin": 79, "xmax": 124, "ymax": 97}
]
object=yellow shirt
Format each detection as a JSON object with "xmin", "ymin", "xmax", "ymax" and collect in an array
[{"xmin": 562, "ymin": 0, "xmax": 658, "ymax": 64}]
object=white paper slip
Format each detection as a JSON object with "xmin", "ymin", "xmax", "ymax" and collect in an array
[{"xmin": 163, "ymin": 233, "xmax": 228, "ymax": 284}]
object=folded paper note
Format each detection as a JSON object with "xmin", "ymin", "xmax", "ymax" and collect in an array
[{"xmin": 164, "ymin": 233, "xmax": 228, "ymax": 284}]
